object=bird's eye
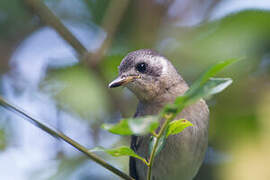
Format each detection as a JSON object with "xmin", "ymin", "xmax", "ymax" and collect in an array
[{"xmin": 135, "ymin": 62, "xmax": 147, "ymax": 73}]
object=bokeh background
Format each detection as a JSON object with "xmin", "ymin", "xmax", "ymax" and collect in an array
[{"xmin": 0, "ymin": 0, "xmax": 270, "ymax": 179}]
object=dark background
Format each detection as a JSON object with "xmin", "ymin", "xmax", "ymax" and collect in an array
[{"xmin": 0, "ymin": 0, "xmax": 269, "ymax": 179}]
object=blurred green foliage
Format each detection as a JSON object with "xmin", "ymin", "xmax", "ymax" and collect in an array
[
  {"xmin": 42, "ymin": 64, "xmax": 109, "ymax": 121},
  {"xmin": 85, "ymin": 0, "xmax": 110, "ymax": 24},
  {"xmin": 0, "ymin": 0, "xmax": 32, "ymax": 38},
  {"xmin": 0, "ymin": 0, "xmax": 270, "ymax": 179}
]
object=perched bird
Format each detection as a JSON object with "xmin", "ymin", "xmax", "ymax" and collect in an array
[{"xmin": 109, "ymin": 49, "xmax": 209, "ymax": 180}]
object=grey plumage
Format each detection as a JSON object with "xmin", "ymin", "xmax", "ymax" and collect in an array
[{"xmin": 109, "ymin": 49, "xmax": 209, "ymax": 180}]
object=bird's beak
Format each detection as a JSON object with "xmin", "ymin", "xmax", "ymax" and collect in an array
[{"xmin": 108, "ymin": 75, "xmax": 140, "ymax": 88}]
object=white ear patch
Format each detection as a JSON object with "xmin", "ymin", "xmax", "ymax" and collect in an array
[{"xmin": 158, "ymin": 56, "xmax": 169, "ymax": 74}]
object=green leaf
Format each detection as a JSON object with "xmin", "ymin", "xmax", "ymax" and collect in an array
[
  {"xmin": 102, "ymin": 116, "xmax": 159, "ymax": 136},
  {"xmin": 183, "ymin": 77, "xmax": 232, "ymax": 105},
  {"xmin": 192, "ymin": 58, "xmax": 238, "ymax": 88},
  {"xmin": 202, "ymin": 78, "xmax": 233, "ymax": 97},
  {"xmin": 102, "ymin": 119, "xmax": 132, "ymax": 135},
  {"xmin": 163, "ymin": 58, "xmax": 239, "ymax": 116},
  {"xmin": 148, "ymin": 135, "xmax": 166, "ymax": 157},
  {"xmin": 175, "ymin": 59, "xmax": 238, "ymax": 107},
  {"xmin": 90, "ymin": 146, "xmax": 148, "ymax": 165},
  {"xmin": 166, "ymin": 119, "xmax": 193, "ymax": 137},
  {"xmin": 128, "ymin": 116, "xmax": 159, "ymax": 135}
]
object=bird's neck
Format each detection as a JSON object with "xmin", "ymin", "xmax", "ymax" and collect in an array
[{"xmin": 136, "ymin": 80, "xmax": 189, "ymax": 116}]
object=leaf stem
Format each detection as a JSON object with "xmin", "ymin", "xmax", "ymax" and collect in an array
[
  {"xmin": 0, "ymin": 96, "xmax": 134, "ymax": 180},
  {"xmin": 152, "ymin": 131, "xmax": 158, "ymax": 137},
  {"xmin": 146, "ymin": 113, "xmax": 175, "ymax": 180}
]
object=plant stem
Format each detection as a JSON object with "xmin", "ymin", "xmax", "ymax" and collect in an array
[
  {"xmin": 146, "ymin": 105, "xmax": 185, "ymax": 180},
  {"xmin": 0, "ymin": 96, "xmax": 134, "ymax": 180},
  {"xmin": 146, "ymin": 114, "xmax": 173, "ymax": 180}
]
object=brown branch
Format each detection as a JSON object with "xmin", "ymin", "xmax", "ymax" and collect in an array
[
  {"xmin": 24, "ymin": 0, "xmax": 88, "ymax": 56},
  {"xmin": 89, "ymin": 0, "xmax": 130, "ymax": 67}
]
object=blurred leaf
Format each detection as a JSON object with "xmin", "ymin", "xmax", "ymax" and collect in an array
[
  {"xmin": 102, "ymin": 116, "xmax": 158, "ymax": 135},
  {"xmin": 174, "ymin": 10, "xmax": 270, "ymax": 65},
  {"xmin": 128, "ymin": 116, "xmax": 159, "ymax": 135},
  {"xmin": 0, "ymin": 0, "xmax": 32, "ymax": 38},
  {"xmin": 99, "ymin": 54, "xmax": 124, "ymax": 84},
  {"xmin": 101, "ymin": 55, "xmax": 124, "ymax": 80},
  {"xmin": 102, "ymin": 119, "xmax": 132, "ymax": 135},
  {"xmin": 148, "ymin": 135, "xmax": 166, "ymax": 157},
  {"xmin": 31, "ymin": 156, "xmax": 87, "ymax": 180},
  {"xmin": 90, "ymin": 146, "xmax": 147, "ymax": 164},
  {"xmin": 42, "ymin": 65, "xmax": 109, "ymax": 120},
  {"xmin": 166, "ymin": 119, "xmax": 193, "ymax": 137},
  {"xmin": 85, "ymin": 0, "xmax": 110, "ymax": 24}
]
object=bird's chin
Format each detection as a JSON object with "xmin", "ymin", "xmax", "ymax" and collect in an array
[{"xmin": 126, "ymin": 82, "xmax": 158, "ymax": 103}]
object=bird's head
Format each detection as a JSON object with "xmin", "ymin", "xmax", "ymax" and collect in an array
[{"xmin": 109, "ymin": 49, "xmax": 185, "ymax": 103}]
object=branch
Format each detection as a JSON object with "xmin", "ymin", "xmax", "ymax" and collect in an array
[
  {"xmin": 0, "ymin": 96, "xmax": 134, "ymax": 180},
  {"xmin": 24, "ymin": 0, "xmax": 87, "ymax": 56},
  {"xmin": 89, "ymin": 0, "xmax": 130, "ymax": 67},
  {"xmin": 23, "ymin": 0, "xmax": 129, "ymax": 67},
  {"xmin": 19, "ymin": 0, "xmax": 133, "ymax": 178},
  {"xmin": 23, "ymin": 0, "xmax": 130, "ymax": 114}
]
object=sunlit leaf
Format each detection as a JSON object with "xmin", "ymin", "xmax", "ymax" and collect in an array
[
  {"xmin": 90, "ymin": 146, "xmax": 147, "ymax": 164},
  {"xmin": 129, "ymin": 116, "xmax": 159, "ymax": 135},
  {"xmin": 102, "ymin": 116, "xmax": 159, "ymax": 135},
  {"xmin": 148, "ymin": 135, "xmax": 166, "ymax": 157},
  {"xmin": 191, "ymin": 58, "xmax": 238, "ymax": 88},
  {"xmin": 204, "ymin": 78, "xmax": 233, "ymax": 96},
  {"xmin": 181, "ymin": 77, "xmax": 233, "ymax": 105},
  {"xmin": 163, "ymin": 59, "xmax": 238, "ymax": 116},
  {"xmin": 166, "ymin": 58, "xmax": 239, "ymax": 115},
  {"xmin": 166, "ymin": 119, "xmax": 193, "ymax": 137},
  {"xmin": 102, "ymin": 119, "xmax": 132, "ymax": 135}
]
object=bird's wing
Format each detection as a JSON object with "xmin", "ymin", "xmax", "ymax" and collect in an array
[
  {"xmin": 129, "ymin": 110, "xmax": 140, "ymax": 180},
  {"xmin": 130, "ymin": 135, "xmax": 139, "ymax": 179}
]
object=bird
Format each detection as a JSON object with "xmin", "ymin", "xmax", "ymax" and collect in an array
[{"xmin": 109, "ymin": 49, "xmax": 209, "ymax": 180}]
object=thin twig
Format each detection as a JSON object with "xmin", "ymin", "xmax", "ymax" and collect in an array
[
  {"xmin": 24, "ymin": 0, "xmax": 87, "ymax": 56},
  {"xmin": 146, "ymin": 107, "xmax": 184, "ymax": 180},
  {"xmin": 0, "ymin": 96, "xmax": 134, "ymax": 180},
  {"xmin": 146, "ymin": 116, "xmax": 171, "ymax": 180},
  {"xmin": 89, "ymin": 0, "xmax": 130, "ymax": 67}
]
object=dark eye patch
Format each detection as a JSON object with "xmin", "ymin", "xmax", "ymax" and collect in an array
[
  {"xmin": 135, "ymin": 62, "xmax": 162, "ymax": 77},
  {"xmin": 136, "ymin": 62, "xmax": 147, "ymax": 73},
  {"xmin": 146, "ymin": 65, "xmax": 162, "ymax": 77}
]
